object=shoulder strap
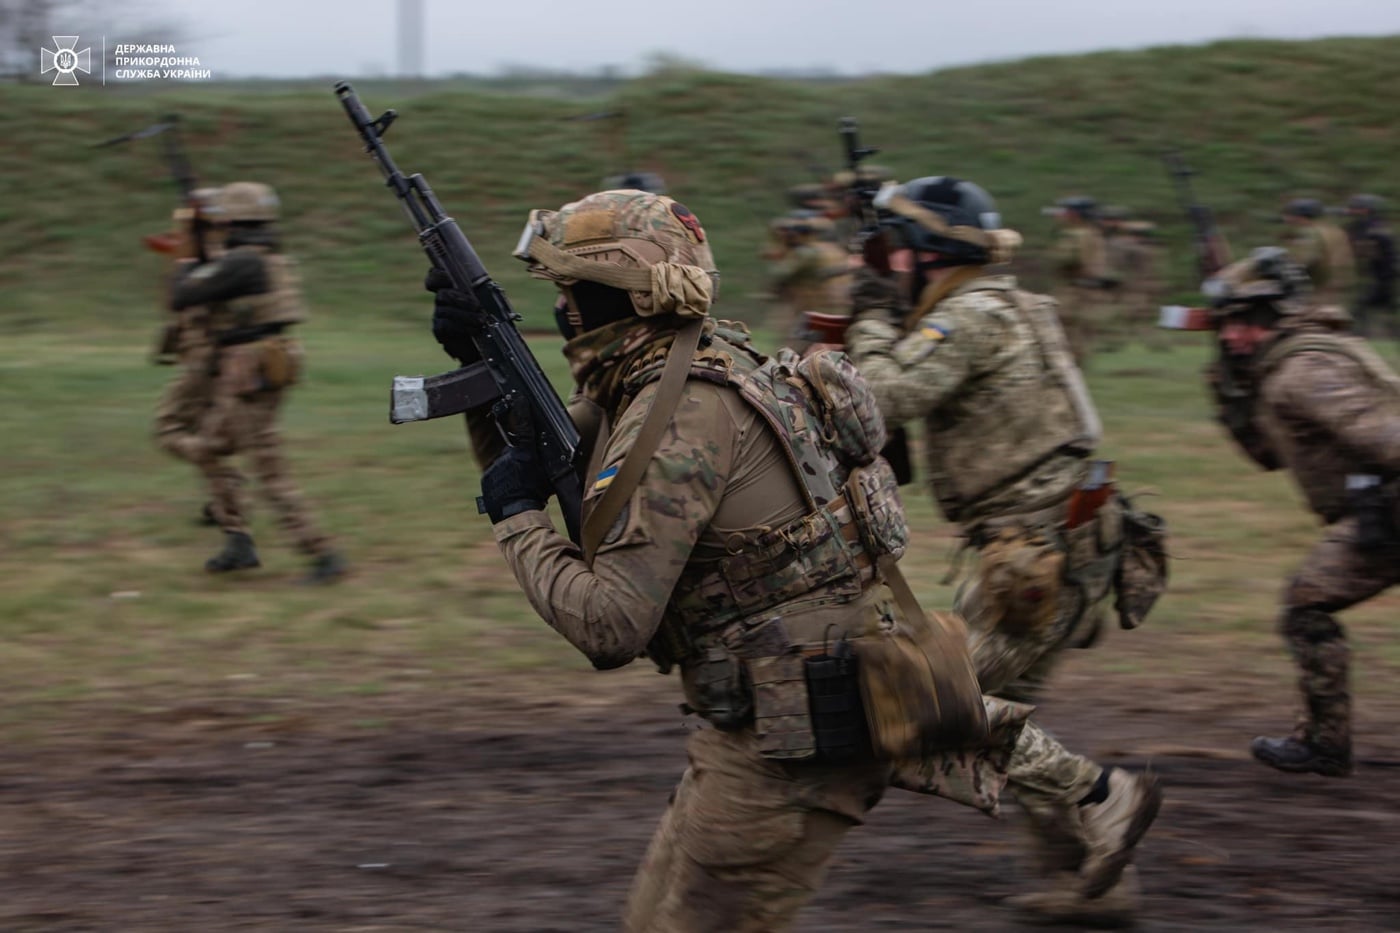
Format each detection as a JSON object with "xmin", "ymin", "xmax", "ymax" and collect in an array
[{"xmin": 581, "ymin": 318, "xmax": 705, "ymax": 564}]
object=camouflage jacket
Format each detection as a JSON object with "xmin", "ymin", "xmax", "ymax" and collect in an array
[
  {"xmin": 767, "ymin": 241, "xmax": 852, "ymax": 314},
  {"xmin": 490, "ymin": 316, "xmax": 866, "ymax": 671},
  {"xmin": 1284, "ymin": 222, "xmax": 1355, "ymax": 302},
  {"xmin": 1254, "ymin": 311, "xmax": 1400, "ymax": 523},
  {"xmin": 1051, "ymin": 225, "xmax": 1113, "ymax": 287},
  {"xmin": 845, "ymin": 268, "xmax": 1098, "ymax": 525}
]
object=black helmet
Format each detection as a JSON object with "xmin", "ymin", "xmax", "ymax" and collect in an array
[
  {"xmin": 877, "ymin": 176, "xmax": 1003, "ymax": 267},
  {"xmin": 603, "ymin": 171, "xmax": 667, "ymax": 195},
  {"xmin": 1348, "ymin": 193, "xmax": 1386, "ymax": 220},
  {"xmin": 1282, "ymin": 197, "xmax": 1323, "ymax": 219},
  {"xmin": 1056, "ymin": 195, "xmax": 1099, "ymax": 219}
]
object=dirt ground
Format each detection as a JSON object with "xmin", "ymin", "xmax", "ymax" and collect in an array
[{"xmin": 4, "ymin": 643, "xmax": 1400, "ymax": 933}]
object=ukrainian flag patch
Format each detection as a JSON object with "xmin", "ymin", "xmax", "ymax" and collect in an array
[
  {"xmin": 920, "ymin": 324, "xmax": 948, "ymax": 342},
  {"xmin": 593, "ymin": 464, "xmax": 620, "ymax": 492}
]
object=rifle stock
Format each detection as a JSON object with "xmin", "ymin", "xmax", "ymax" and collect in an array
[{"xmin": 335, "ymin": 82, "xmax": 584, "ymax": 543}]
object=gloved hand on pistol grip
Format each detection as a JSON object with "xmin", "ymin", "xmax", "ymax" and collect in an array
[
  {"xmin": 478, "ymin": 445, "xmax": 554, "ymax": 523},
  {"xmin": 426, "ymin": 267, "xmax": 487, "ymax": 365}
]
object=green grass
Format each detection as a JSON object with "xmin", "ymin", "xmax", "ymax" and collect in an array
[
  {"xmin": 3, "ymin": 36, "xmax": 1399, "ymax": 335},
  {"xmin": 4, "ymin": 36, "xmax": 1400, "ymax": 735}
]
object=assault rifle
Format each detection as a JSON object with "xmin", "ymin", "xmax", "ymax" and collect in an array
[
  {"xmin": 335, "ymin": 82, "xmax": 584, "ymax": 543},
  {"xmin": 1163, "ymin": 150, "xmax": 1231, "ymax": 280},
  {"xmin": 95, "ymin": 114, "xmax": 210, "ymax": 363}
]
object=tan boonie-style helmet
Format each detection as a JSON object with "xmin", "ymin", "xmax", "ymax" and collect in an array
[
  {"xmin": 206, "ymin": 181, "xmax": 280, "ymax": 223},
  {"xmin": 1203, "ymin": 246, "xmax": 1311, "ymax": 315},
  {"xmin": 514, "ymin": 189, "xmax": 719, "ymax": 319}
]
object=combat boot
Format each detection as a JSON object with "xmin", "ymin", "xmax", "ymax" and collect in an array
[
  {"xmin": 1250, "ymin": 734, "xmax": 1353, "ymax": 777},
  {"xmin": 1006, "ymin": 866, "xmax": 1139, "ymax": 928},
  {"xmin": 205, "ymin": 532, "xmax": 261, "ymax": 573},
  {"xmin": 1078, "ymin": 768, "xmax": 1162, "ymax": 899},
  {"xmin": 303, "ymin": 550, "xmax": 348, "ymax": 585}
]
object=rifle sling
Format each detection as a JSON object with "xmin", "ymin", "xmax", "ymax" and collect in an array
[{"xmin": 581, "ymin": 318, "xmax": 705, "ymax": 565}]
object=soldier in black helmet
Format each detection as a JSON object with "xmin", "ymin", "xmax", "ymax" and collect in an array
[
  {"xmin": 1049, "ymin": 195, "xmax": 1119, "ymax": 363},
  {"xmin": 602, "ymin": 170, "xmax": 667, "ymax": 195},
  {"xmin": 1344, "ymin": 194, "xmax": 1397, "ymax": 336},
  {"xmin": 1282, "ymin": 196, "xmax": 1355, "ymax": 305},
  {"xmin": 845, "ymin": 176, "xmax": 1168, "ymax": 925}
]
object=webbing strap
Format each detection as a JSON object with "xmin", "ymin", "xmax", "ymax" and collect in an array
[{"xmin": 581, "ymin": 318, "xmax": 705, "ymax": 564}]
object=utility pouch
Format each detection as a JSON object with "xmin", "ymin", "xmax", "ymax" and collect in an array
[
  {"xmin": 1348, "ymin": 474, "xmax": 1395, "ymax": 551},
  {"xmin": 846, "ymin": 459, "xmax": 909, "ymax": 561},
  {"xmin": 218, "ymin": 343, "xmax": 265, "ymax": 397},
  {"xmin": 804, "ymin": 638, "xmax": 870, "ymax": 762},
  {"xmin": 259, "ymin": 336, "xmax": 303, "ymax": 390},
  {"xmin": 745, "ymin": 652, "xmax": 816, "ymax": 760},
  {"xmin": 795, "ymin": 347, "xmax": 887, "ymax": 466},
  {"xmin": 730, "ymin": 616, "xmax": 816, "ymax": 760},
  {"xmin": 1113, "ymin": 497, "xmax": 1170, "ymax": 630},
  {"xmin": 688, "ymin": 646, "xmax": 752, "ymax": 731},
  {"xmin": 976, "ymin": 527, "xmax": 1065, "ymax": 635},
  {"xmin": 853, "ymin": 578, "xmax": 989, "ymax": 760}
]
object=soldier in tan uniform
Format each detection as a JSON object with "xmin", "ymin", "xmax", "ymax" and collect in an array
[
  {"xmin": 428, "ymin": 188, "xmax": 1144, "ymax": 930},
  {"xmin": 1203, "ymin": 246, "xmax": 1400, "ymax": 776},
  {"xmin": 152, "ymin": 189, "xmax": 221, "ymax": 523},
  {"xmin": 844, "ymin": 177, "xmax": 1168, "ymax": 924},
  {"xmin": 1282, "ymin": 197, "xmax": 1355, "ymax": 305},
  {"xmin": 1050, "ymin": 196, "xmax": 1120, "ymax": 364},
  {"xmin": 164, "ymin": 182, "xmax": 346, "ymax": 582},
  {"xmin": 763, "ymin": 210, "xmax": 852, "ymax": 344},
  {"xmin": 1102, "ymin": 207, "xmax": 1167, "ymax": 350}
]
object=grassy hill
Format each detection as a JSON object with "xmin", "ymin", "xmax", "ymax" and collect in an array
[{"xmin": 3, "ymin": 35, "xmax": 1399, "ymax": 336}]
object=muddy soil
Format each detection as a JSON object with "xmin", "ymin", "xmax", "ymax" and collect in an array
[{"xmin": 3, "ymin": 653, "xmax": 1400, "ymax": 932}]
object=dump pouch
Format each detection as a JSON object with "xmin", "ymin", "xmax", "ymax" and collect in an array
[
  {"xmin": 259, "ymin": 335, "xmax": 303, "ymax": 389},
  {"xmin": 856, "ymin": 565, "xmax": 989, "ymax": 759},
  {"xmin": 1113, "ymin": 496, "xmax": 1170, "ymax": 630}
]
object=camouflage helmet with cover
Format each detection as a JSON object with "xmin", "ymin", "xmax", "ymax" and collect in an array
[
  {"xmin": 514, "ymin": 189, "xmax": 718, "ymax": 321},
  {"xmin": 204, "ymin": 181, "xmax": 280, "ymax": 224},
  {"xmin": 1203, "ymin": 246, "xmax": 1311, "ymax": 317}
]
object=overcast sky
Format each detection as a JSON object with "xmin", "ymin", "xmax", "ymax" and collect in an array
[{"xmin": 102, "ymin": 0, "xmax": 1400, "ymax": 77}]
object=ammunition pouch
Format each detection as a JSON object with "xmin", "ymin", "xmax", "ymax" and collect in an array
[
  {"xmin": 681, "ymin": 592, "xmax": 987, "ymax": 764},
  {"xmin": 1113, "ymin": 495, "xmax": 1170, "ymax": 629},
  {"xmin": 216, "ymin": 334, "xmax": 301, "ymax": 397},
  {"xmin": 843, "ymin": 459, "xmax": 909, "ymax": 561}
]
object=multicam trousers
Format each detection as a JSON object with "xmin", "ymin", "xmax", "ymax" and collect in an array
[
  {"xmin": 625, "ymin": 704, "xmax": 1040, "ymax": 932},
  {"xmin": 1280, "ymin": 515, "xmax": 1400, "ymax": 750},
  {"xmin": 953, "ymin": 502, "xmax": 1126, "ymax": 873},
  {"xmin": 159, "ymin": 343, "xmax": 329, "ymax": 557}
]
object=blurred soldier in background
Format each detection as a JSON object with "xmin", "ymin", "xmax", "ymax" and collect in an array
[
  {"xmin": 845, "ymin": 176, "xmax": 1168, "ymax": 925},
  {"xmin": 1204, "ymin": 247, "xmax": 1400, "ymax": 778},
  {"xmin": 762, "ymin": 209, "xmax": 852, "ymax": 344},
  {"xmin": 429, "ymin": 188, "xmax": 1062, "ymax": 931},
  {"xmin": 1281, "ymin": 197, "xmax": 1354, "ymax": 305},
  {"xmin": 151, "ymin": 187, "xmax": 223, "ymax": 525},
  {"xmin": 1049, "ymin": 196, "xmax": 1120, "ymax": 364},
  {"xmin": 1344, "ymin": 194, "xmax": 1397, "ymax": 337},
  {"xmin": 163, "ymin": 182, "xmax": 346, "ymax": 583},
  {"xmin": 1102, "ymin": 206, "xmax": 1168, "ymax": 350},
  {"xmin": 602, "ymin": 171, "xmax": 667, "ymax": 194}
]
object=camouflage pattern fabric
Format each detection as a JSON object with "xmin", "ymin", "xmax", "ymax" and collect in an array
[
  {"xmin": 1051, "ymin": 225, "xmax": 1118, "ymax": 363},
  {"xmin": 1230, "ymin": 315, "xmax": 1400, "ymax": 751},
  {"xmin": 845, "ymin": 270, "xmax": 1095, "ymax": 525},
  {"xmin": 765, "ymin": 241, "xmax": 852, "ymax": 343},
  {"xmin": 483, "ymin": 313, "xmax": 1032, "ymax": 929},
  {"xmin": 163, "ymin": 344, "xmax": 330, "ymax": 557},
  {"xmin": 844, "ymin": 265, "xmax": 1137, "ymax": 884},
  {"xmin": 1284, "ymin": 221, "xmax": 1356, "ymax": 305},
  {"xmin": 153, "ymin": 335, "xmax": 216, "ymax": 465}
]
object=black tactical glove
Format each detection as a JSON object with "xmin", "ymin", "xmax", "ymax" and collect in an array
[
  {"xmin": 477, "ymin": 445, "xmax": 553, "ymax": 523},
  {"xmin": 426, "ymin": 268, "xmax": 487, "ymax": 364}
]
